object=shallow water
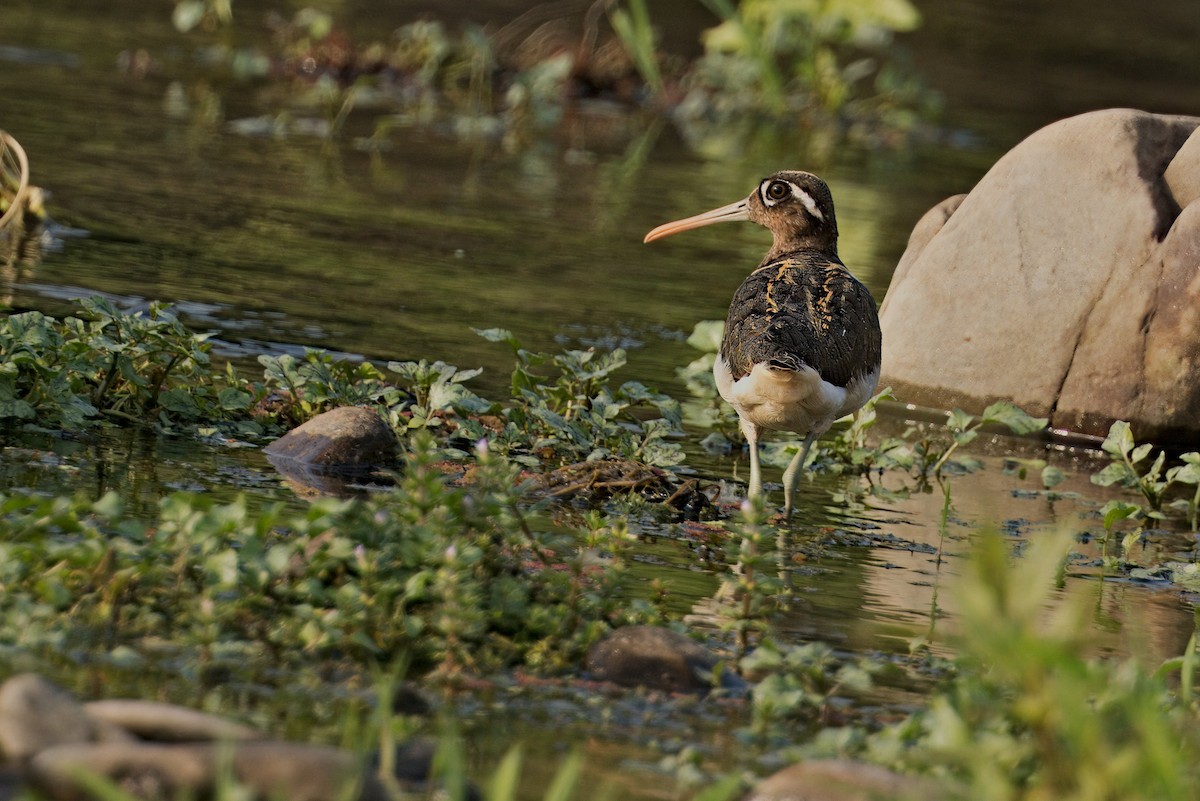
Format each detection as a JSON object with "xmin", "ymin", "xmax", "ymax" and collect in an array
[{"xmin": 4, "ymin": 0, "xmax": 1200, "ymax": 793}]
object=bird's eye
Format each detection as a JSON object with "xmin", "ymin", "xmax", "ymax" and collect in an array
[{"xmin": 766, "ymin": 181, "xmax": 791, "ymax": 201}]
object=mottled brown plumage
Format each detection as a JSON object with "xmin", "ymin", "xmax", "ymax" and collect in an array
[
  {"xmin": 645, "ymin": 170, "xmax": 881, "ymax": 517},
  {"xmin": 722, "ymin": 253, "xmax": 881, "ymax": 388}
]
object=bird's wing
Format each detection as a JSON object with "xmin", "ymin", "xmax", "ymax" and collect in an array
[{"xmin": 719, "ymin": 253, "xmax": 881, "ymax": 387}]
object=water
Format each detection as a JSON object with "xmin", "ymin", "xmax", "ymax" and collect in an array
[{"xmin": 4, "ymin": 0, "xmax": 1200, "ymax": 792}]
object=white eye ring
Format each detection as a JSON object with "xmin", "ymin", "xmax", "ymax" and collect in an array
[
  {"xmin": 761, "ymin": 180, "xmax": 792, "ymax": 206},
  {"xmin": 760, "ymin": 180, "xmax": 824, "ymax": 221}
]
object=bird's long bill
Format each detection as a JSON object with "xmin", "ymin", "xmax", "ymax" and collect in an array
[{"xmin": 643, "ymin": 198, "xmax": 751, "ymax": 243}]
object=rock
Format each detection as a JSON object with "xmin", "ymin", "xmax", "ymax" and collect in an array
[
  {"xmin": 586, "ymin": 625, "xmax": 724, "ymax": 693},
  {"xmin": 879, "ymin": 109, "xmax": 1200, "ymax": 442},
  {"xmin": 30, "ymin": 742, "xmax": 212, "ymax": 801},
  {"xmin": 83, "ymin": 700, "xmax": 262, "ymax": 743},
  {"xmin": 1166, "ymin": 127, "xmax": 1200, "ymax": 207},
  {"xmin": 263, "ymin": 406, "xmax": 398, "ymax": 475},
  {"xmin": 745, "ymin": 760, "xmax": 952, "ymax": 801},
  {"xmin": 231, "ymin": 742, "xmax": 389, "ymax": 801},
  {"xmin": 0, "ymin": 675, "xmax": 115, "ymax": 763},
  {"xmin": 29, "ymin": 741, "xmax": 389, "ymax": 801}
]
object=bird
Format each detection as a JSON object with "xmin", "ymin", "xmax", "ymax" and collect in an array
[{"xmin": 644, "ymin": 171, "xmax": 881, "ymax": 518}]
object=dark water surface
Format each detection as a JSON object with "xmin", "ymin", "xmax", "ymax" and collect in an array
[{"xmin": 4, "ymin": 0, "xmax": 1200, "ymax": 793}]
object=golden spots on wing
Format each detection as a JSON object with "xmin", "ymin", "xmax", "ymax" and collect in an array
[
  {"xmin": 813, "ymin": 266, "xmax": 840, "ymax": 331},
  {"xmin": 764, "ymin": 262, "xmax": 798, "ymax": 316}
]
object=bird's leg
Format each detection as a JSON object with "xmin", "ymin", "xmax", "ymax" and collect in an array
[
  {"xmin": 782, "ymin": 432, "xmax": 817, "ymax": 519},
  {"xmin": 742, "ymin": 420, "xmax": 763, "ymax": 501}
]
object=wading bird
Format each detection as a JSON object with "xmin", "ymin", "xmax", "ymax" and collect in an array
[{"xmin": 644, "ymin": 171, "xmax": 881, "ymax": 517}]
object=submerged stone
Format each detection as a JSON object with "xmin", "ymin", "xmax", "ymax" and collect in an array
[
  {"xmin": 263, "ymin": 405, "xmax": 399, "ymax": 491},
  {"xmin": 586, "ymin": 625, "xmax": 729, "ymax": 693},
  {"xmin": 880, "ymin": 108, "xmax": 1200, "ymax": 443}
]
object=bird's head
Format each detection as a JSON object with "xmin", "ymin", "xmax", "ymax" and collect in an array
[{"xmin": 643, "ymin": 170, "xmax": 838, "ymax": 261}]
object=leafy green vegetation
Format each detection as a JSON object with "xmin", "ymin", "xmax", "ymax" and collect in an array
[
  {"xmin": 861, "ymin": 530, "xmax": 1200, "ymax": 801},
  {"xmin": 0, "ymin": 297, "xmax": 246, "ymax": 429},
  {"xmin": 1091, "ymin": 420, "xmax": 1200, "ymax": 529},
  {"xmin": 5, "ymin": 300, "xmax": 1200, "ymax": 800},
  {"xmin": 0, "ymin": 432, "xmax": 658, "ymax": 681}
]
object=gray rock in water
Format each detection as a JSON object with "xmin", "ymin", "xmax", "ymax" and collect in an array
[
  {"xmin": 263, "ymin": 406, "xmax": 398, "ymax": 472},
  {"xmin": 879, "ymin": 108, "xmax": 1200, "ymax": 442},
  {"xmin": 745, "ymin": 760, "xmax": 954, "ymax": 801},
  {"xmin": 30, "ymin": 741, "xmax": 389, "ymax": 801},
  {"xmin": 586, "ymin": 625, "xmax": 724, "ymax": 693},
  {"xmin": 83, "ymin": 700, "xmax": 262, "ymax": 743}
]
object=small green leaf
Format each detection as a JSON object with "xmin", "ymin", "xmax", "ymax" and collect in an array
[
  {"xmin": 1041, "ymin": 465, "xmax": 1066, "ymax": 489},
  {"xmin": 1101, "ymin": 420, "xmax": 1135, "ymax": 459},
  {"xmin": 980, "ymin": 401, "xmax": 1048, "ymax": 435},
  {"xmin": 946, "ymin": 408, "xmax": 974, "ymax": 432},
  {"xmin": 1092, "ymin": 462, "xmax": 1134, "ymax": 488},
  {"xmin": 686, "ymin": 320, "xmax": 725, "ymax": 353},
  {"xmin": 1130, "ymin": 442, "xmax": 1154, "ymax": 464},
  {"xmin": 1100, "ymin": 499, "xmax": 1141, "ymax": 530}
]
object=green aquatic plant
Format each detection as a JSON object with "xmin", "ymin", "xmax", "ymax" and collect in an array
[
  {"xmin": 0, "ymin": 296, "xmax": 248, "ymax": 428},
  {"xmin": 742, "ymin": 639, "xmax": 877, "ymax": 744},
  {"xmin": 908, "ymin": 402, "xmax": 1048, "ymax": 481},
  {"xmin": 476, "ymin": 327, "xmax": 685, "ymax": 468},
  {"xmin": 1091, "ymin": 420, "xmax": 1200, "ymax": 530},
  {"xmin": 257, "ymin": 349, "xmax": 404, "ymax": 423},
  {"xmin": 171, "ymin": 0, "xmax": 232, "ymax": 33},
  {"xmin": 715, "ymin": 499, "xmax": 787, "ymax": 662},
  {"xmin": 0, "ymin": 433, "xmax": 657, "ymax": 679},
  {"xmin": 677, "ymin": 320, "xmax": 741, "ymax": 446},
  {"xmin": 168, "ymin": 0, "xmax": 937, "ymax": 157},
  {"xmin": 862, "ymin": 529, "xmax": 1200, "ymax": 801}
]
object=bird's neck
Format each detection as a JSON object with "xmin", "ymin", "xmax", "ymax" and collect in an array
[{"xmin": 763, "ymin": 233, "xmax": 839, "ymax": 265}]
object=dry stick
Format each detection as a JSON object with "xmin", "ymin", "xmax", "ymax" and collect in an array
[{"xmin": 0, "ymin": 131, "xmax": 31, "ymax": 232}]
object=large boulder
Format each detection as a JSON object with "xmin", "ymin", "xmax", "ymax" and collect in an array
[{"xmin": 880, "ymin": 109, "xmax": 1200, "ymax": 442}]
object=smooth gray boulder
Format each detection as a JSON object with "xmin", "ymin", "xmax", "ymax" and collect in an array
[{"xmin": 880, "ymin": 108, "xmax": 1200, "ymax": 442}]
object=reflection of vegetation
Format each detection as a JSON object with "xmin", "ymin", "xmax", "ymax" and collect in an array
[
  {"xmin": 167, "ymin": 0, "xmax": 939, "ymax": 154},
  {"xmin": 678, "ymin": 0, "xmax": 939, "ymax": 148}
]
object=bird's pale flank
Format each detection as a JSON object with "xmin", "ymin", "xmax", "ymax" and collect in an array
[{"xmin": 645, "ymin": 171, "xmax": 882, "ymax": 518}]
